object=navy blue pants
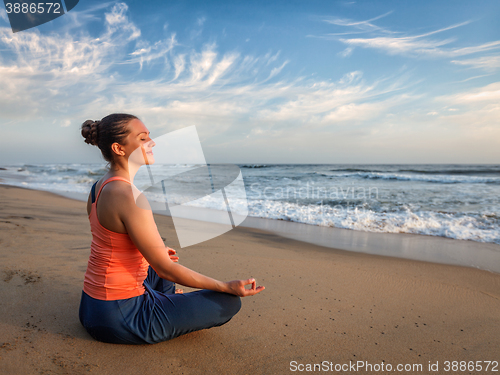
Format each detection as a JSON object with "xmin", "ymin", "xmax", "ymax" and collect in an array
[{"xmin": 79, "ymin": 266, "xmax": 241, "ymax": 344}]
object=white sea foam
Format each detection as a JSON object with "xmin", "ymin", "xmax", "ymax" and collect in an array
[{"xmin": 237, "ymin": 199, "xmax": 500, "ymax": 245}]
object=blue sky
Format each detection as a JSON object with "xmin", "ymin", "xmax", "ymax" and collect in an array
[{"xmin": 0, "ymin": 0, "xmax": 499, "ymax": 164}]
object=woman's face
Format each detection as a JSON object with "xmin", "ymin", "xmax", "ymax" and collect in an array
[{"xmin": 124, "ymin": 119, "xmax": 156, "ymax": 166}]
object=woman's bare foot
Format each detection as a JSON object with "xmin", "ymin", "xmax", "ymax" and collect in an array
[{"xmin": 175, "ymin": 288, "xmax": 183, "ymax": 294}]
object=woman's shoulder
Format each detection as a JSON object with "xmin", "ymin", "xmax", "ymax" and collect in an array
[
  {"xmin": 98, "ymin": 176, "xmax": 132, "ymax": 196},
  {"xmin": 99, "ymin": 177, "xmax": 149, "ymax": 211}
]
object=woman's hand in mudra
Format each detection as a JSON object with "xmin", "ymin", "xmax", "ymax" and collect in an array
[
  {"xmin": 166, "ymin": 247, "xmax": 179, "ymax": 262},
  {"xmin": 225, "ymin": 278, "xmax": 265, "ymax": 297}
]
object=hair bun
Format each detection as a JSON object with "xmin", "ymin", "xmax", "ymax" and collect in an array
[{"xmin": 81, "ymin": 120, "xmax": 100, "ymax": 146}]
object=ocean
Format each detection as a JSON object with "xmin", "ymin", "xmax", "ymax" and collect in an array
[{"xmin": 1, "ymin": 163, "xmax": 499, "ymax": 246}]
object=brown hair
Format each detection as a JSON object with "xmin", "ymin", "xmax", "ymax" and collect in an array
[{"xmin": 81, "ymin": 113, "xmax": 138, "ymax": 163}]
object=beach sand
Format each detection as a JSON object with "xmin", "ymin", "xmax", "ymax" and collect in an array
[{"xmin": 0, "ymin": 184, "xmax": 499, "ymax": 374}]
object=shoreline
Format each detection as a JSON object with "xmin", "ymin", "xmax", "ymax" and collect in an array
[{"xmin": 5, "ymin": 183, "xmax": 500, "ymax": 274}]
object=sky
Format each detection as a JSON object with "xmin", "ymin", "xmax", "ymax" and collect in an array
[{"xmin": 0, "ymin": 0, "xmax": 499, "ymax": 164}]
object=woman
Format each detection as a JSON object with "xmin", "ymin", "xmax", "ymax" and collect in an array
[{"xmin": 79, "ymin": 113, "xmax": 264, "ymax": 344}]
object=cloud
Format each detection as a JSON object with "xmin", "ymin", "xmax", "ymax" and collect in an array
[
  {"xmin": 253, "ymin": 72, "xmax": 411, "ymax": 129},
  {"xmin": 265, "ymin": 51, "xmax": 280, "ymax": 65},
  {"xmin": 449, "ymin": 41, "xmax": 500, "ymax": 56},
  {"xmin": 189, "ymin": 44, "xmax": 218, "ymax": 82},
  {"xmin": 197, "ymin": 17, "xmax": 206, "ymax": 27},
  {"xmin": 129, "ymin": 34, "xmax": 177, "ymax": 68},
  {"xmin": 206, "ymin": 52, "xmax": 239, "ymax": 85},
  {"xmin": 432, "ymin": 82, "xmax": 500, "ymax": 134},
  {"xmin": 266, "ymin": 60, "xmax": 289, "ymax": 81},
  {"xmin": 190, "ymin": 16, "xmax": 206, "ymax": 40},
  {"xmin": 338, "ymin": 46, "xmax": 353, "ymax": 57},
  {"xmin": 324, "ymin": 16, "xmax": 500, "ymax": 68},
  {"xmin": 59, "ymin": 2, "xmax": 116, "ymax": 32},
  {"xmin": 320, "ymin": 101, "xmax": 385, "ymax": 124},
  {"xmin": 451, "ymin": 55, "xmax": 500, "ymax": 72},
  {"xmin": 323, "ymin": 11, "xmax": 394, "ymax": 34},
  {"xmin": 173, "ymin": 54, "xmax": 186, "ymax": 80},
  {"xmin": 339, "ymin": 70, "xmax": 362, "ymax": 84},
  {"xmin": 104, "ymin": 3, "xmax": 140, "ymax": 40},
  {"xmin": 339, "ymin": 34, "xmax": 455, "ymax": 57},
  {"xmin": 0, "ymin": 8, "xmax": 8, "ymax": 23},
  {"xmin": 437, "ymin": 82, "xmax": 500, "ymax": 104}
]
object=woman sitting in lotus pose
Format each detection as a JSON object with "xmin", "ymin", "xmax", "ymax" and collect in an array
[{"xmin": 79, "ymin": 113, "xmax": 264, "ymax": 344}]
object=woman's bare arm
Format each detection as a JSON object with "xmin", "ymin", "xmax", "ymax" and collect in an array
[{"xmin": 114, "ymin": 183, "xmax": 264, "ymax": 297}]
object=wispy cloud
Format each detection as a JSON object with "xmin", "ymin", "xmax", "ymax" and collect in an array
[
  {"xmin": 322, "ymin": 15, "xmax": 500, "ymax": 70},
  {"xmin": 323, "ymin": 11, "xmax": 394, "ymax": 34},
  {"xmin": 188, "ymin": 44, "xmax": 218, "ymax": 83},
  {"xmin": 451, "ymin": 55, "xmax": 500, "ymax": 71},
  {"xmin": 340, "ymin": 35, "xmax": 453, "ymax": 57},
  {"xmin": 205, "ymin": 51, "xmax": 239, "ymax": 85},
  {"xmin": 266, "ymin": 60, "xmax": 289, "ymax": 81},
  {"xmin": 438, "ymin": 81, "xmax": 500, "ymax": 104},
  {"xmin": 454, "ymin": 73, "xmax": 493, "ymax": 83},
  {"xmin": 424, "ymin": 82, "xmax": 500, "ymax": 140},
  {"xmin": 338, "ymin": 46, "xmax": 353, "ymax": 57},
  {"xmin": 190, "ymin": 16, "xmax": 206, "ymax": 40},
  {"xmin": 197, "ymin": 16, "xmax": 206, "ymax": 27},
  {"xmin": 0, "ymin": 8, "xmax": 8, "ymax": 23},
  {"xmin": 265, "ymin": 51, "xmax": 280, "ymax": 65},
  {"xmin": 104, "ymin": 3, "xmax": 140, "ymax": 40},
  {"xmin": 173, "ymin": 54, "xmax": 186, "ymax": 80},
  {"xmin": 59, "ymin": 1, "xmax": 116, "ymax": 32},
  {"xmin": 129, "ymin": 34, "xmax": 177, "ymax": 68},
  {"xmin": 338, "ymin": 22, "xmax": 485, "ymax": 58}
]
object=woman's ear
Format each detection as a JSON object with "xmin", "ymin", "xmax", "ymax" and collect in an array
[{"xmin": 111, "ymin": 142, "xmax": 126, "ymax": 156}]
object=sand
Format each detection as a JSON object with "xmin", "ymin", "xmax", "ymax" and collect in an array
[{"xmin": 0, "ymin": 184, "xmax": 499, "ymax": 374}]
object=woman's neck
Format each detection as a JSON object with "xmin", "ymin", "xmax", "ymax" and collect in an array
[{"xmin": 108, "ymin": 160, "xmax": 141, "ymax": 183}]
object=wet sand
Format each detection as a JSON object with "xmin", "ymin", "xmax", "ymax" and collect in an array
[{"xmin": 0, "ymin": 184, "xmax": 499, "ymax": 374}]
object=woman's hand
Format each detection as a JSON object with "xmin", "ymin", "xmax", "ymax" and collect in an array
[
  {"xmin": 167, "ymin": 247, "xmax": 179, "ymax": 262},
  {"xmin": 224, "ymin": 278, "xmax": 265, "ymax": 297}
]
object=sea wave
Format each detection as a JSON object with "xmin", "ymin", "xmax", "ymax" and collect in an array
[
  {"xmin": 242, "ymin": 199, "xmax": 500, "ymax": 245},
  {"xmin": 327, "ymin": 166, "xmax": 500, "ymax": 175},
  {"xmin": 320, "ymin": 171, "xmax": 500, "ymax": 184},
  {"xmin": 239, "ymin": 164, "xmax": 272, "ymax": 169},
  {"xmin": 398, "ymin": 167, "xmax": 500, "ymax": 175}
]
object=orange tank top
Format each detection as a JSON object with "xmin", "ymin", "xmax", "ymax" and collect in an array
[{"xmin": 83, "ymin": 176, "xmax": 149, "ymax": 300}]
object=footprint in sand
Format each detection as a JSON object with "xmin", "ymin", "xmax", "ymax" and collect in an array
[{"xmin": 3, "ymin": 269, "xmax": 41, "ymax": 284}]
